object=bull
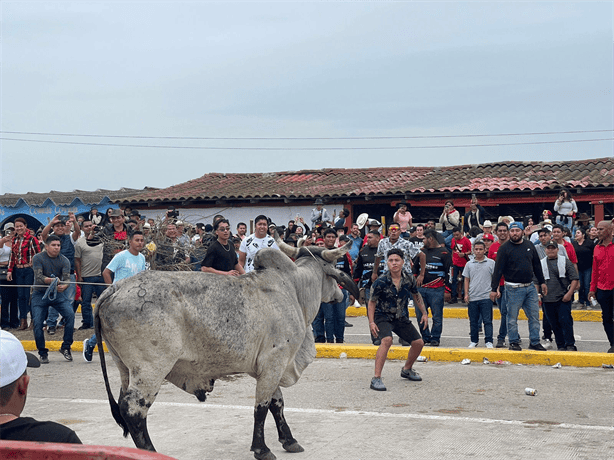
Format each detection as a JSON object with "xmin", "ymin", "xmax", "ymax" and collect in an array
[{"xmin": 95, "ymin": 234, "xmax": 359, "ymax": 460}]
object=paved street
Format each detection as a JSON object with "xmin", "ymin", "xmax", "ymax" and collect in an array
[{"xmin": 22, "ymin": 349, "xmax": 614, "ymax": 460}]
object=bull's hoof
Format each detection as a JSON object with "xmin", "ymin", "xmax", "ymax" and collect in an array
[
  {"xmin": 282, "ymin": 441, "xmax": 304, "ymax": 453},
  {"xmin": 253, "ymin": 451, "xmax": 277, "ymax": 460}
]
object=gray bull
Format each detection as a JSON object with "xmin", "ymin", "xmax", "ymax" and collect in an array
[{"xmin": 95, "ymin": 235, "xmax": 358, "ymax": 460}]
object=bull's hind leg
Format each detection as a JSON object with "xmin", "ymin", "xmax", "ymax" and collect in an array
[
  {"xmin": 269, "ymin": 387, "xmax": 304, "ymax": 453},
  {"xmin": 118, "ymin": 365, "xmax": 168, "ymax": 452}
]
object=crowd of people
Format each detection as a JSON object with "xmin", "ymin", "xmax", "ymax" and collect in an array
[{"xmin": 0, "ymin": 192, "xmax": 612, "ymax": 396}]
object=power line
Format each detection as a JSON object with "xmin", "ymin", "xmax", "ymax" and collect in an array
[
  {"xmin": 0, "ymin": 129, "xmax": 612, "ymax": 141},
  {"xmin": 0, "ymin": 136, "xmax": 612, "ymax": 150}
]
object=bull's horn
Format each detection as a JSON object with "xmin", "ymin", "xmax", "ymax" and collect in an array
[
  {"xmin": 322, "ymin": 264, "xmax": 360, "ymax": 299},
  {"xmin": 274, "ymin": 231, "xmax": 300, "ymax": 259},
  {"xmin": 321, "ymin": 240, "xmax": 352, "ymax": 262}
]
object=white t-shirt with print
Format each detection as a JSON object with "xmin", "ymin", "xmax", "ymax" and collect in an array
[{"xmin": 239, "ymin": 234, "xmax": 279, "ymax": 273}]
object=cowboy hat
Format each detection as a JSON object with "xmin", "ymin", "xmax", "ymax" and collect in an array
[{"xmin": 356, "ymin": 213, "xmax": 369, "ymax": 229}]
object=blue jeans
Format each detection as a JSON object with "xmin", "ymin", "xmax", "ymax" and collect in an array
[
  {"xmin": 80, "ymin": 276, "xmax": 107, "ymax": 328},
  {"xmin": 577, "ymin": 268, "xmax": 592, "ymax": 307},
  {"xmin": 47, "ymin": 274, "xmax": 76, "ymax": 327},
  {"xmin": 543, "ymin": 300, "xmax": 574, "ymax": 349},
  {"xmin": 504, "ymin": 284, "xmax": 540, "ymax": 346},
  {"xmin": 496, "ymin": 285, "xmax": 507, "ymax": 342},
  {"xmin": 31, "ymin": 290, "xmax": 75, "ymax": 355},
  {"xmin": 468, "ymin": 299, "xmax": 493, "ymax": 344},
  {"xmin": 416, "ymin": 286, "xmax": 444, "ymax": 343},
  {"xmin": 313, "ymin": 289, "xmax": 348, "ymax": 342},
  {"xmin": 555, "ymin": 215, "xmax": 573, "ymax": 230},
  {"xmin": 87, "ymin": 333, "xmax": 98, "ymax": 348},
  {"xmin": 443, "ymin": 231, "xmax": 454, "ymax": 252},
  {"xmin": 596, "ymin": 288, "xmax": 614, "ymax": 346},
  {"xmin": 13, "ymin": 267, "xmax": 34, "ymax": 321}
]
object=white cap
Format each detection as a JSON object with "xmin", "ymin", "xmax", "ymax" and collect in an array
[{"xmin": 1, "ymin": 330, "xmax": 40, "ymax": 387}]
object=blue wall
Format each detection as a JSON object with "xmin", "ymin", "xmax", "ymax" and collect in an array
[{"xmin": 0, "ymin": 197, "xmax": 117, "ymax": 231}]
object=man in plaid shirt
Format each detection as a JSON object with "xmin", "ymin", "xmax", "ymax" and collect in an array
[{"xmin": 6, "ymin": 218, "xmax": 41, "ymax": 330}]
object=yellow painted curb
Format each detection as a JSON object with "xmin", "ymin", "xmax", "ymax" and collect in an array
[
  {"xmin": 346, "ymin": 306, "xmax": 601, "ymax": 322},
  {"xmin": 22, "ymin": 340, "xmax": 612, "ymax": 368},
  {"xmin": 21, "ymin": 340, "xmax": 109, "ymax": 353},
  {"xmin": 315, "ymin": 344, "xmax": 614, "ymax": 367},
  {"xmin": 75, "ymin": 303, "xmax": 95, "ymax": 314}
]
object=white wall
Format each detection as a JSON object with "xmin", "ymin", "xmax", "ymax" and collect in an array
[{"xmin": 140, "ymin": 203, "xmax": 347, "ymax": 232}]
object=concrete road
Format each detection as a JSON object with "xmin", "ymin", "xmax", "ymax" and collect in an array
[{"xmin": 23, "ymin": 353, "xmax": 614, "ymax": 460}]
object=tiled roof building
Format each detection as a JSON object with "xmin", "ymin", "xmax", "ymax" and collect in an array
[{"xmin": 117, "ymin": 157, "xmax": 613, "ymax": 224}]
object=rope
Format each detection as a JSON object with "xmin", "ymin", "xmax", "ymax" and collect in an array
[{"xmin": 1, "ymin": 281, "xmax": 110, "ymax": 288}]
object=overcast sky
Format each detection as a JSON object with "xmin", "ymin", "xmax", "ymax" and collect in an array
[{"xmin": 1, "ymin": 1, "xmax": 612, "ymax": 195}]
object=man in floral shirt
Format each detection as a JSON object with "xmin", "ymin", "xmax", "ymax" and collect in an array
[
  {"xmin": 370, "ymin": 223, "xmax": 419, "ymax": 284},
  {"xmin": 368, "ymin": 248, "xmax": 429, "ymax": 391}
]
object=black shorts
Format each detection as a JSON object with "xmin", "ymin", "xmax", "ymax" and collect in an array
[{"xmin": 375, "ymin": 316, "xmax": 422, "ymax": 343}]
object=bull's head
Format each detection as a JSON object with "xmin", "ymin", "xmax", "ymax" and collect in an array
[{"xmin": 274, "ymin": 232, "xmax": 360, "ymax": 300}]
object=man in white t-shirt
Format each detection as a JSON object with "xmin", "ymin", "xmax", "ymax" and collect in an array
[
  {"xmin": 83, "ymin": 231, "xmax": 146, "ymax": 362},
  {"xmin": 238, "ymin": 215, "xmax": 279, "ymax": 273}
]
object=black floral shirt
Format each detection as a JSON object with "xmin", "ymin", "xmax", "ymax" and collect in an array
[{"xmin": 371, "ymin": 271, "xmax": 418, "ymax": 321}]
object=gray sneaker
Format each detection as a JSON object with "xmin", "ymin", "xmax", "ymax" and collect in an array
[
  {"xmin": 370, "ymin": 377, "xmax": 386, "ymax": 391},
  {"xmin": 400, "ymin": 367, "xmax": 422, "ymax": 381},
  {"xmin": 60, "ymin": 348, "xmax": 72, "ymax": 362}
]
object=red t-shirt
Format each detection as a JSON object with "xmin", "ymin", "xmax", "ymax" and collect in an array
[
  {"xmin": 488, "ymin": 241, "xmax": 505, "ymax": 286},
  {"xmin": 451, "ymin": 236, "xmax": 471, "ymax": 267}
]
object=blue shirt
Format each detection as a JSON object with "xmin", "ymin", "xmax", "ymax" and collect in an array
[
  {"xmin": 106, "ymin": 250, "xmax": 146, "ymax": 283},
  {"xmin": 348, "ymin": 235, "xmax": 363, "ymax": 260}
]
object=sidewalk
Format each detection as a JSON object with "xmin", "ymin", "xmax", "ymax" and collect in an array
[{"xmin": 346, "ymin": 305, "xmax": 603, "ymax": 322}]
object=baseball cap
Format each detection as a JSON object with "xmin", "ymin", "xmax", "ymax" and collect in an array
[
  {"xmin": 545, "ymin": 241, "xmax": 558, "ymax": 249},
  {"xmin": 1, "ymin": 330, "xmax": 40, "ymax": 387},
  {"xmin": 508, "ymin": 222, "xmax": 524, "ymax": 230},
  {"xmin": 482, "ymin": 233, "xmax": 494, "ymax": 241},
  {"xmin": 108, "ymin": 208, "xmax": 122, "ymax": 217},
  {"xmin": 483, "ymin": 220, "xmax": 493, "ymax": 228}
]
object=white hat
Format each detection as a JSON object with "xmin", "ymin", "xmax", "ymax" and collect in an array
[
  {"xmin": 4, "ymin": 222, "xmax": 15, "ymax": 231},
  {"xmin": 143, "ymin": 223, "xmax": 151, "ymax": 229},
  {"xmin": 483, "ymin": 220, "xmax": 493, "ymax": 228},
  {"xmin": 0, "ymin": 330, "xmax": 40, "ymax": 387},
  {"xmin": 356, "ymin": 213, "xmax": 369, "ymax": 229}
]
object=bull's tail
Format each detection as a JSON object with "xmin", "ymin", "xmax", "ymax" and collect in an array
[{"xmin": 95, "ymin": 287, "xmax": 130, "ymax": 438}]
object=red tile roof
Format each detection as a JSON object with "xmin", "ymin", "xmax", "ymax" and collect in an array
[{"xmin": 119, "ymin": 157, "xmax": 614, "ymax": 204}]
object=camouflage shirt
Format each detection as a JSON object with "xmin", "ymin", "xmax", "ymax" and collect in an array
[{"xmin": 371, "ymin": 271, "xmax": 418, "ymax": 321}]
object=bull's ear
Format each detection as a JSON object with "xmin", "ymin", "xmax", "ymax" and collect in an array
[
  {"xmin": 322, "ymin": 264, "xmax": 360, "ymax": 299},
  {"xmin": 321, "ymin": 240, "xmax": 352, "ymax": 262},
  {"xmin": 274, "ymin": 231, "xmax": 300, "ymax": 259}
]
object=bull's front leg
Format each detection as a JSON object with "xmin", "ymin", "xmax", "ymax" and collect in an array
[
  {"xmin": 251, "ymin": 401, "xmax": 275, "ymax": 460},
  {"xmin": 269, "ymin": 387, "xmax": 304, "ymax": 453}
]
